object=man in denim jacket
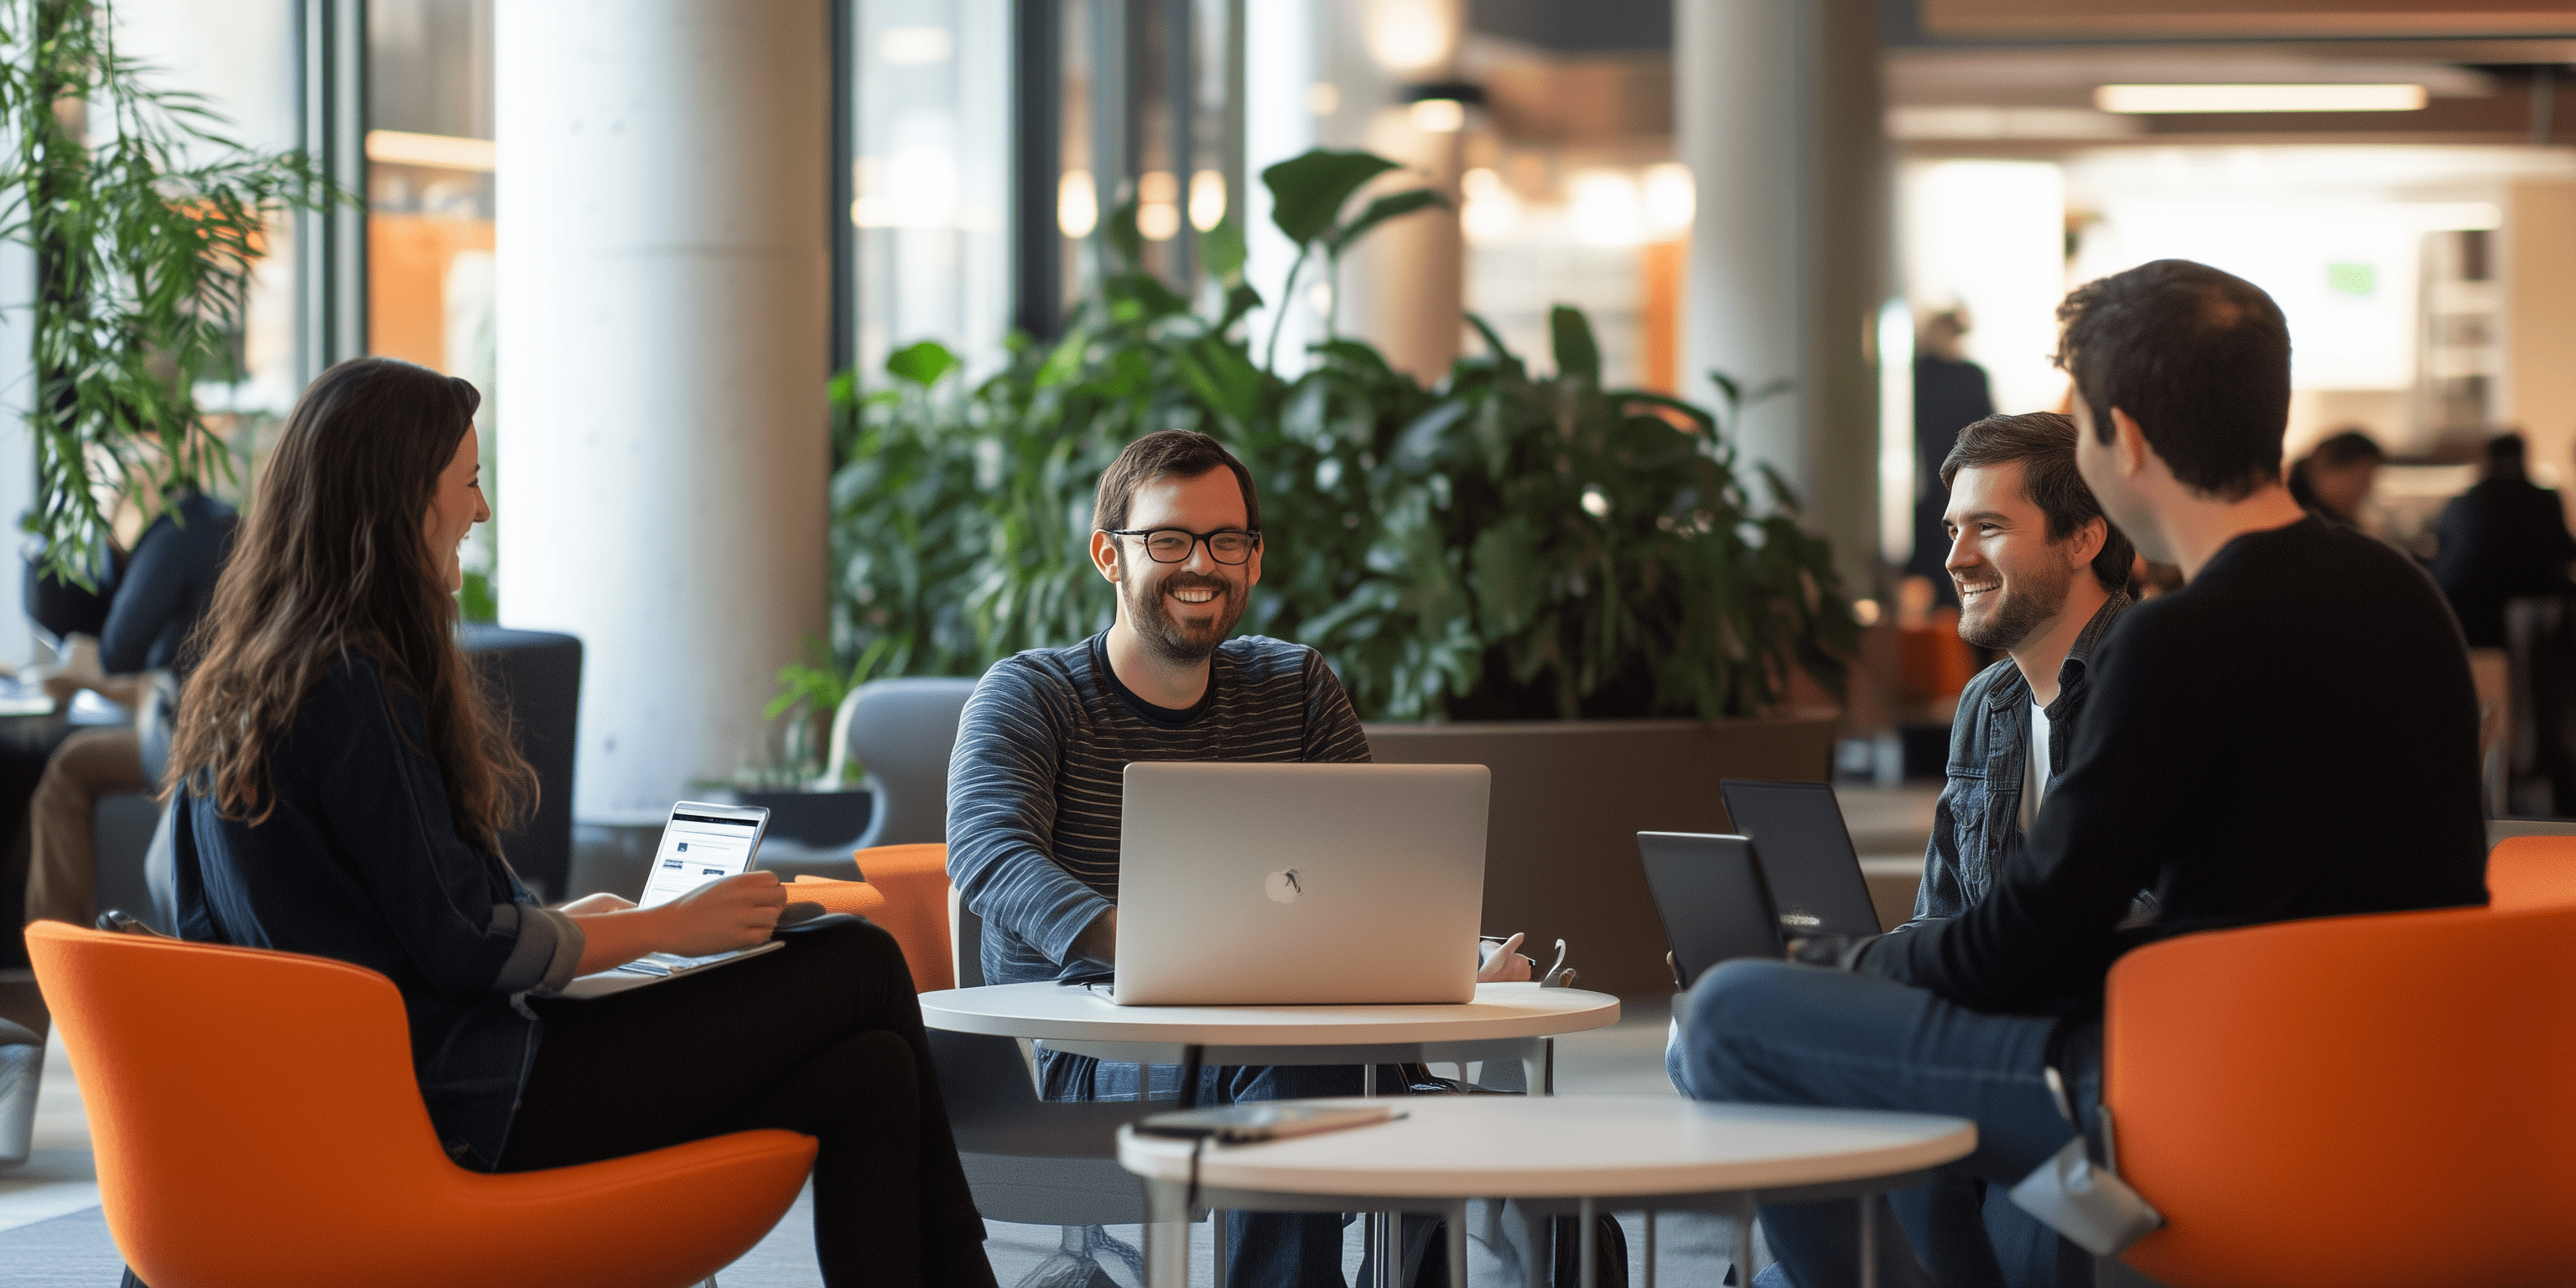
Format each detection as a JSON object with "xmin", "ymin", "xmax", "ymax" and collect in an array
[{"xmin": 1886, "ymin": 409, "xmax": 2135, "ymax": 1286}]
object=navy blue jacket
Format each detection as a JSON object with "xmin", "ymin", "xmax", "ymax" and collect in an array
[
  {"xmin": 174, "ymin": 650, "xmax": 582, "ymax": 1169},
  {"xmin": 101, "ymin": 490, "xmax": 237, "ymax": 675}
]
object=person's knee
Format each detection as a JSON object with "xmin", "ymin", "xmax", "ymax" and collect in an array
[
  {"xmin": 792, "ymin": 912, "xmax": 909, "ymax": 977},
  {"xmin": 31, "ymin": 754, "xmax": 86, "ymax": 813},
  {"xmin": 819, "ymin": 1029, "xmax": 921, "ymax": 1118},
  {"xmin": 1679, "ymin": 958, "xmax": 1804, "ymax": 1099}
]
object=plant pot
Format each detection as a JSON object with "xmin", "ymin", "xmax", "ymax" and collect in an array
[{"xmin": 1365, "ymin": 716, "xmax": 1840, "ymax": 996}]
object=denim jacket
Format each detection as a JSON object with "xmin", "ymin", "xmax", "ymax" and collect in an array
[{"xmin": 1901, "ymin": 591, "xmax": 2133, "ymax": 927}]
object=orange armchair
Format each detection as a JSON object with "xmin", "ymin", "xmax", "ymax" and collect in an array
[
  {"xmin": 793, "ymin": 843, "xmax": 955, "ymax": 992},
  {"xmin": 2102, "ymin": 903, "xmax": 2576, "ymax": 1287},
  {"xmin": 25, "ymin": 920, "xmax": 815, "ymax": 1288},
  {"xmin": 2486, "ymin": 834, "xmax": 2576, "ymax": 911}
]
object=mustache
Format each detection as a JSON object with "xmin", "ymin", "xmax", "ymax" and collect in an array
[{"xmin": 1154, "ymin": 572, "xmax": 1237, "ymax": 595}]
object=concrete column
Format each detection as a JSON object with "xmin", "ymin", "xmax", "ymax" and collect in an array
[
  {"xmin": 1336, "ymin": 0, "xmax": 1467, "ymax": 386},
  {"xmin": 1677, "ymin": 0, "xmax": 1887, "ymax": 594},
  {"xmin": 495, "ymin": 0, "xmax": 829, "ymax": 820}
]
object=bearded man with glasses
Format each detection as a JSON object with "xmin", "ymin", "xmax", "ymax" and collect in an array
[{"xmin": 948, "ymin": 430, "xmax": 1530, "ymax": 1288}]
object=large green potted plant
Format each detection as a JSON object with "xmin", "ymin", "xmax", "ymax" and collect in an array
[
  {"xmin": 814, "ymin": 149, "xmax": 1857, "ymax": 990},
  {"xmin": 0, "ymin": 0, "xmax": 339, "ymax": 584}
]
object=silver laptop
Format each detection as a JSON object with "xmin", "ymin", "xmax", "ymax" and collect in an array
[{"xmin": 1112, "ymin": 761, "xmax": 1490, "ymax": 1005}]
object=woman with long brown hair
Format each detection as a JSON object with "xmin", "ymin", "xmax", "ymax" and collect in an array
[{"xmin": 164, "ymin": 357, "xmax": 994, "ymax": 1287}]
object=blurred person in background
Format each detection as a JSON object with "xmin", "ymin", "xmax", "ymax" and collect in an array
[
  {"xmin": 21, "ymin": 486, "xmax": 238, "ymax": 931},
  {"xmin": 1905, "ymin": 309, "xmax": 1997, "ymax": 609},
  {"xmin": 2430, "ymin": 433, "xmax": 2576, "ymax": 647},
  {"xmin": 2288, "ymin": 428, "xmax": 2385, "ymax": 528}
]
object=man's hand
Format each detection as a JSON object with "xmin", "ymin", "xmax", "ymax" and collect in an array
[
  {"xmin": 1070, "ymin": 906, "xmax": 1117, "ymax": 968},
  {"xmin": 1785, "ymin": 932, "xmax": 1861, "ymax": 969},
  {"xmin": 1478, "ymin": 932, "xmax": 1534, "ymax": 982},
  {"xmin": 554, "ymin": 892, "xmax": 636, "ymax": 917},
  {"xmin": 657, "ymin": 871, "xmax": 788, "ymax": 957}
]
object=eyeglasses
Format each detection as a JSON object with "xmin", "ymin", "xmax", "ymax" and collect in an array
[{"xmin": 1099, "ymin": 527, "xmax": 1263, "ymax": 565}]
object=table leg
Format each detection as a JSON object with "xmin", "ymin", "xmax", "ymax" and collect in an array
[
  {"xmin": 1731, "ymin": 1196, "xmax": 1755, "ymax": 1288},
  {"xmin": 1143, "ymin": 1178, "xmax": 1190, "ymax": 1288},
  {"xmin": 1642, "ymin": 1208, "xmax": 1654, "ymax": 1288},
  {"xmin": 1212, "ymin": 1208, "xmax": 1227, "ymax": 1288},
  {"xmin": 1448, "ymin": 1200, "xmax": 1470, "ymax": 1288},
  {"xmin": 1858, "ymin": 1193, "xmax": 1876, "ymax": 1288},
  {"xmin": 1359, "ymin": 1062, "xmax": 1395, "ymax": 1288},
  {"xmin": 1178, "ymin": 1044, "xmax": 1205, "ymax": 1109},
  {"xmin": 1578, "ymin": 1197, "xmax": 1597, "ymax": 1288}
]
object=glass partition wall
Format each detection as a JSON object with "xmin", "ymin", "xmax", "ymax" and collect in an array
[{"xmin": 841, "ymin": 0, "xmax": 1243, "ymax": 381}]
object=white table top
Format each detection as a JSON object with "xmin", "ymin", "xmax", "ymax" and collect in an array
[
  {"xmin": 918, "ymin": 980, "xmax": 1620, "ymax": 1046},
  {"xmin": 1119, "ymin": 1096, "xmax": 1976, "ymax": 1200}
]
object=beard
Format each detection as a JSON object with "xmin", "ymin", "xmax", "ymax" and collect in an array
[
  {"xmin": 1120, "ymin": 558, "xmax": 1249, "ymax": 665},
  {"xmin": 1957, "ymin": 556, "xmax": 2075, "ymax": 651}
]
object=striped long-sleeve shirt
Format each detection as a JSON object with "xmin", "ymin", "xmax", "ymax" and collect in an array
[{"xmin": 946, "ymin": 631, "xmax": 1371, "ymax": 987}]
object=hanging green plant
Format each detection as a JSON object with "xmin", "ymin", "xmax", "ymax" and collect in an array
[{"xmin": 0, "ymin": 0, "xmax": 345, "ymax": 583}]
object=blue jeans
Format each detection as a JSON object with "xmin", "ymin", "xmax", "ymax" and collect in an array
[
  {"xmin": 1677, "ymin": 960, "xmax": 2103, "ymax": 1288},
  {"xmin": 1041, "ymin": 1052, "xmax": 1373, "ymax": 1288}
]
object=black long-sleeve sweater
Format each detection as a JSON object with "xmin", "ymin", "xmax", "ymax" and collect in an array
[{"xmin": 1860, "ymin": 516, "xmax": 2489, "ymax": 1015}]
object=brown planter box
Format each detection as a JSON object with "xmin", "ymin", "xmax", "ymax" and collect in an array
[{"xmin": 1366, "ymin": 717, "xmax": 1841, "ymax": 995}]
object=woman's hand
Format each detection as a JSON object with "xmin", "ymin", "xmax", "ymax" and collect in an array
[
  {"xmin": 1477, "ymin": 932, "xmax": 1535, "ymax": 983},
  {"xmin": 565, "ymin": 872, "xmax": 787, "ymax": 974},
  {"xmin": 554, "ymin": 892, "xmax": 635, "ymax": 917},
  {"xmin": 655, "ymin": 870, "xmax": 788, "ymax": 957}
]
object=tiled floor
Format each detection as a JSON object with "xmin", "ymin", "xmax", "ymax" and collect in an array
[{"xmin": 0, "ymin": 786, "xmax": 1940, "ymax": 1285}]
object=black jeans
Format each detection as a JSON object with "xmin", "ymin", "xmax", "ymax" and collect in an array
[{"xmin": 511, "ymin": 916, "xmax": 995, "ymax": 1288}]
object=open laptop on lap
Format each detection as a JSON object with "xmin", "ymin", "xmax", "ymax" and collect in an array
[
  {"xmin": 1112, "ymin": 762, "xmax": 1490, "ymax": 1005},
  {"xmin": 1716, "ymin": 779, "xmax": 1886, "ymax": 937}
]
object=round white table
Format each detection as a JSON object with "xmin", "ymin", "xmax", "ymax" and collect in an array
[
  {"xmin": 919, "ymin": 981, "xmax": 1622, "ymax": 1286},
  {"xmin": 1119, "ymin": 1096, "xmax": 1977, "ymax": 1288},
  {"xmin": 919, "ymin": 979, "xmax": 1622, "ymax": 1080}
]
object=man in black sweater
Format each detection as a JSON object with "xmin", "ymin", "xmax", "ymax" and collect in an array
[{"xmin": 1678, "ymin": 259, "xmax": 2488, "ymax": 1287}]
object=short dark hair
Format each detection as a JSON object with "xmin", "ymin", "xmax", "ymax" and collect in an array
[
  {"xmin": 1091, "ymin": 430, "xmax": 1260, "ymax": 533},
  {"xmin": 2486, "ymin": 433, "xmax": 2527, "ymax": 470},
  {"xmin": 1941, "ymin": 411, "xmax": 2135, "ymax": 595},
  {"xmin": 2054, "ymin": 259, "xmax": 2290, "ymax": 501},
  {"xmin": 2310, "ymin": 429, "xmax": 2385, "ymax": 470}
]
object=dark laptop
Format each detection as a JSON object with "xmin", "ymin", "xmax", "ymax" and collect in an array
[
  {"xmin": 1636, "ymin": 833, "xmax": 1786, "ymax": 989},
  {"xmin": 1717, "ymin": 779, "xmax": 1887, "ymax": 937}
]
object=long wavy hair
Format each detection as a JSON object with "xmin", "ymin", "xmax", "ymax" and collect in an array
[{"xmin": 169, "ymin": 356, "xmax": 535, "ymax": 856}]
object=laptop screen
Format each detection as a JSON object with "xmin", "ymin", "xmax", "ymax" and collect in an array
[
  {"xmin": 1717, "ymin": 780, "xmax": 1885, "ymax": 937},
  {"xmin": 1636, "ymin": 833, "xmax": 1784, "ymax": 988}
]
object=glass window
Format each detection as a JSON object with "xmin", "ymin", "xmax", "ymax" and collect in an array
[
  {"xmin": 109, "ymin": 0, "xmax": 303, "ymax": 435},
  {"xmin": 849, "ymin": 0, "xmax": 1012, "ymax": 378},
  {"xmin": 367, "ymin": 0, "xmax": 497, "ymax": 616}
]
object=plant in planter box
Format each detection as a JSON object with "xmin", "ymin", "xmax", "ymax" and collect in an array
[
  {"xmin": 1302, "ymin": 310, "xmax": 1857, "ymax": 720},
  {"xmin": 810, "ymin": 147, "xmax": 1855, "ymax": 724}
]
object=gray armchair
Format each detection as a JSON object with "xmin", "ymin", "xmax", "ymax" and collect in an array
[{"xmin": 761, "ymin": 676, "xmax": 979, "ymax": 880}]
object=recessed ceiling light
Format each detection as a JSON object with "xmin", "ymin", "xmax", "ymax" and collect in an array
[{"xmin": 2094, "ymin": 83, "xmax": 2428, "ymax": 114}]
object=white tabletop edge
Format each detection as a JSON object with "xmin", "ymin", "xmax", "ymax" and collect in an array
[
  {"xmin": 920, "ymin": 980, "xmax": 1621, "ymax": 1045},
  {"xmin": 1114, "ymin": 1098, "xmax": 1978, "ymax": 1199}
]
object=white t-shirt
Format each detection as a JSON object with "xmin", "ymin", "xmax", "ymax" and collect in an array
[{"xmin": 2022, "ymin": 699, "xmax": 2054, "ymax": 830}]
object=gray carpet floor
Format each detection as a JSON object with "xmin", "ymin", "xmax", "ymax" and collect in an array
[{"xmin": 0, "ymin": 1197, "xmax": 1749, "ymax": 1287}]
